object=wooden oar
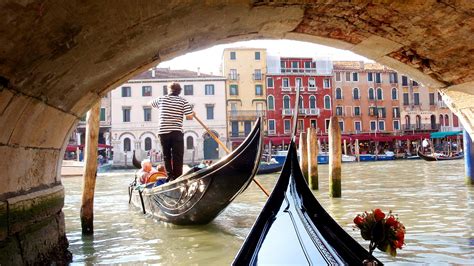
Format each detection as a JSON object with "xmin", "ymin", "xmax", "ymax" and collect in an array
[{"xmin": 193, "ymin": 114, "xmax": 270, "ymax": 197}]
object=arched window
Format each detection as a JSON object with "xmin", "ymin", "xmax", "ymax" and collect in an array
[
  {"xmin": 416, "ymin": 115, "xmax": 421, "ymax": 129},
  {"xmin": 283, "ymin": 95, "xmax": 290, "ymax": 109},
  {"xmin": 267, "ymin": 95, "xmax": 274, "ymax": 110},
  {"xmin": 353, "ymin": 88, "xmax": 359, "ymax": 99},
  {"xmin": 144, "ymin": 137, "xmax": 152, "ymax": 151},
  {"xmin": 368, "ymin": 88, "xmax": 374, "ymax": 100},
  {"xmin": 444, "ymin": 114, "xmax": 449, "ymax": 126},
  {"xmin": 335, "ymin": 88, "xmax": 342, "ymax": 99},
  {"xmin": 299, "ymin": 96, "xmax": 304, "ymax": 110},
  {"xmin": 123, "ymin": 138, "xmax": 131, "ymax": 152},
  {"xmin": 186, "ymin": 136, "xmax": 194, "ymax": 149},
  {"xmin": 453, "ymin": 114, "xmax": 459, "ymax": 127},
  {"xmin": 439, "ymin": 114, "xmax": 444, "ymax": 126},
  {"xmin": 405, "ymin": 115, "xmax": 410, "ymax": 130},
  {"xmin": 309, "ymin": 96, "xmax": 316, "ymax": 109},
  {"xmin": 376, "ymin": 88, "xmax": 383, "ymax": 100},
  {"xmin": 324, "ymin": 95, "xmax": 331, "ymax": 110},
  {"xmin": 391, "ymin": 88, "xmax": 398, "ymax": 100}
]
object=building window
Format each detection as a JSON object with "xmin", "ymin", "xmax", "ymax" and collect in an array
[
  {"xmin": 444, "ymin": 114, "xmax": 449, "ymax": 126},
  {"xmin": 377, "ymin": 107, "xmax": 386, "ymax": 118},
  {"xmin": 282, "ymin": 78, "xmax": 289, "ymax": 88},
  {"xmin": 255, "ymin": 85, "xmax": 263, "ymax": 96},
  {"xmin": 406, "ymin": 115, "xmax": 411, "ymax": 129},
  {"xmin": 376, "ymin": 88, "xmax": 383, "ymax": 100},
  {"xmin": 324, "ymin": 95, "xmax": 331, "ymax": 110},
  {"xmin": 255, "ymin": 51, "xmax": 260, "ymax": 60},
  {"xmin": 100, "ymin": 108, "xmax": 106, "ymax": 122},
  {"xmin": 393, "ymin": 120, "xmax": 400, "ymax": 130},
  {"xmin": 284, "ymin": 119, "xmax": 291, "ymax": 133},
  {"xmin": 121, "ymin": 86, "xmax": 131, "ymax": 97},
  {"xmin": 163, "ymin": 85, "xmax": 168, "ymax": 95},
  {"xmin": 123, "ymin": 138, "xmax": 131, "ymax": 152},
  {"xmin": 429, "ymin": 93, "xmax": 435, "ymax": 105},
  {"xmin": 391, "ymin": 88, "xmax": 398, "ymax": 100},
  {"xmin": 339, "ymin": 121, "xmax": 344, "ymax": 132},
  {"xmin": 186, "ymin": 136, "xmax": 194, "ymax": 149},
  {"xmin": 336, "ymin": 106, "xmax": 343, "ymax": 116},
  {"xmin": 205, "ymin": 84, "xmax": 215, "ymax": 95},
  {"xmin": 254, "ymin": 69, "xmax": 262, "ymax": 80},
  {"xmin": 206, "ymin": 104, "xmax": 214, "ymax": 120},
  {"xmin": 295, "ymin": 78, "xmax": 302, "ymax": 89},
  {"xmin": 378, "ymin": 121, "xmax": 385, "ymax": 131},
  {"xmin": 283, "ymin": 95, "xmax": 291, "ymax": 109},
  {"xmin": 267, "ymin": 77, "xmax": 274, "ymax": 88},
  {"xmin": 298, "ymin": 120, "xmax": 304, "ymax": 132},
  {"xmin": 368, "ymin": 88, "xmax": 375, "ymax": 100},
  {"xmin": 414, "ymin": 92, "xmax": 420, "ymax": 105},
  {"xmin": 389, "ymin": 73, "xmax": 398, "ymax": 83},
  {"xmin": 304, "ymin": 61, "xmax": 311, "ymax": 69},
  {"xmin": 393, "ymin": 107, "xmax": 400, "ymax": 118},
  {"xmin": 403, "ymin": 93, "xmax": 409, "ymax": 105},
  {"xmin": 268, "ymin": 119, "xmax": 275, "ymax": 134},
  {"xmin": 267, "ymin": 95, "xmax": 274, "ymax": 110},
  {"xmin": 352, "ymin": 72, "xmax": 359, "ymax": 82},
  {"xmin": 370, "ymin": 121, "xmax": 377, "ymax": 131},
  {"xmin": 143, "ymin": 107, "xmax": 152, "ymax": 121},
  {"xmin": 144, "ymin": 137, "xmax": 152, "ymax": 151},
  {"xmin": 280, "ymin": 61, "xmax": 286, "ymax": 72},
  {"xmin": 375, "ymin": 73, "xmax": 382, "ymax": 83},
  {"xmin": 345, "ymin": 72, "xmax": 351, "ymax": 81},
  {"xmin": 142, "ymin": 86, "xmax": 152, "ymax": 96},
  {"xmin": 355, "ymin": 121, "xmax": 362, "ymax": 132},
  {"xmin": 309, "ymin": 96, "xmax": 316, "ymax": 109},
  {"xmin": 335, "ymin": 72, "xmax": 341, "ymax": 82},
  {"xmin": 229, "ymin": 85, "xmax": 238, "ymax": 95},
  {"xmin": 229, "ymin": 69, "xmax": 238, "ymax": 80},
  {"xmin": 308, "ymin": 78, "xmax": 316, "ymax": 90},
  {"xmin": 230, "ymin": 51, "xmax": 236, "ymax": 60},
  {"xmin": 122, "ymin": 107, "xmax": 131, "ymax": 122},
  {"xmin": 335, "ymin": 88, "xmax": 342, "ymax": 99},
  {"xmin": 325, "ymin": 119, "xmax": 330, "ymax": 133},
  {"xmin": 298, "ymin": 96, "xmax": 304, "ymax": 110},
  {"xmin": 367, "ymin": 72, "xmax": 373, "ymax": 82},
  {"xmin": 231, "ymin": 121, "xmax": 239, "ymax": 137},
  {"xmin": 353, "ymin": 88, "xmax": 360, "ymax": 99},
  {"xmin": 402, "ymin": 76, "xmax": 408, "ymax": 86},
  {"xmin": 310, "ymin": 119, "xmax": 317, "ymax": 129},
  {"xmin": 291, "ymin": 61, "xmax": 299, "ymax": 72},
  {"xmin": 354, "ymin": 106, "xmax": 361, "ymax": 116},
  {"xmin": 416, "ymin": 115, "xmax": 422, "ymax": 129},
  {"xmin": 413, "ymin": 80, "xmax": 419, "ymax": 86},
  {"xmin": 184, "ymin": 85, "xmax": 193, "ymax": 95},
  {"xmin": 323, "ymin": 79, "xmax": 330, "ymax": 88}
]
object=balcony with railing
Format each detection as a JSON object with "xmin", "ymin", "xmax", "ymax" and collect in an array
[
  {"xmin": 228, "ymin": 110, "xmax": 266, "ymax": 121},
  {"xmin": 281, "ymin": 67, "xmax": 317, "ymax": 74},
  {"xmin": 282, "ymin": 108, "xmax": 307, "ymax": 116},
  {"xmin": 403, "ymin": 123, "xmax": 439, "ymax": 131},
  {"xmin": 306, "ymin": 108, "xmax": 320, "ymax": 116},
  {"xmin": 228, "ymin": 73, "xmax": 240, "ymax": 81}
]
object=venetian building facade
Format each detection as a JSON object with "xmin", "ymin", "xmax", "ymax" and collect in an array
[
  {"xmin": 110, "ymin": 67, "xmax": 227, "ymax": 166},
  {"xmin": 222, "ymin": 48, "xmax": 267, "ymax": 149}
]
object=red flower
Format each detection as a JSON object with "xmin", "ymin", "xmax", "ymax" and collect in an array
[
  {"xmin": 396, "ymin": 230, "xmax": 405, "ymax": 242},
  {"xmin": 373, "ymin": 208, "xmax": 385, "ymax": 221},
  {"xmin": 385, "ymin": 216, "xmax": 397, "ymax": 227},
  {"xmin": 354, "ymin": 215, "xmax": 365, "ymax": 226}
]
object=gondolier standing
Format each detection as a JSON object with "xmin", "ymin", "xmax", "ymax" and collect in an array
[{"xmin": 150, "ymin": 83, "xmax": 194, "ymax": 181}]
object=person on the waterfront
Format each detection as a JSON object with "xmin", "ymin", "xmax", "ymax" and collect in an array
[{"xmin": 150, "ymin": 83, "xmax": 194, "ymax": 181}]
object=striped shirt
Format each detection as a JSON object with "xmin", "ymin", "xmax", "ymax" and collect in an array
[{"xmin": 150, "ymin": 95, "xmax": 193, "ymax": 135}]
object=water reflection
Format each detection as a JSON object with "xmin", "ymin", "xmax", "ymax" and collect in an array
[{"xmin": 63, "ymin": 161, "xmax": 474, "ymax": 264}]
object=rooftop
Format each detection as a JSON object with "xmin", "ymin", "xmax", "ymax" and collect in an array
[{"xmin": 131, "ymin": 68, "xmax": 224, "ymax": 80}]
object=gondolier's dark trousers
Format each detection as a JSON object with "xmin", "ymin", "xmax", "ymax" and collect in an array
[{"xmin": 159, "ymin": 131, "xmax": 184, "ymax": 180}]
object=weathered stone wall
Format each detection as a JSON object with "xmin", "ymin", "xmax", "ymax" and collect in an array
[{"xmin": 0, "ymin": 0, "xmax": 473, "ymax": 263}]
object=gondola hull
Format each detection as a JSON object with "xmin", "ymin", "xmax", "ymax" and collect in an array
[
  {"xmin": 417, "ymin": 150, "xmax": 464, "ymax": 161},
  {"xmin": 130, "ymin": 118, "xmax": 263, "ymax": 225},
  {"xmin": 233, "ymin": 140, "xmax": 382, "ymax": 265},
  {"xmin": 256, "ymin": 162, "xmax": 283, "ymax": 175}
]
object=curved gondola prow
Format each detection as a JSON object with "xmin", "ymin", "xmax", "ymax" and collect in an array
[{"xmin": 132, "ymin": 150, "xmax": 142, "ymax": 169}]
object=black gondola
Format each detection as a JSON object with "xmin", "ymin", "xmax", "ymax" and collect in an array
[
  {"xmin": 417, "ymin": 149, "xmax": 464, "ymax": 161},
  {"xmin": 233, "ymin": 140, "xmax": 382, "ymax": 265},
  {"xmin": 256, "ymin": 161, "xmax": 283, "ymax": 175},
  {"xmin": 129, "ymin": 118, "xmax": 263, "ymax": 225}
]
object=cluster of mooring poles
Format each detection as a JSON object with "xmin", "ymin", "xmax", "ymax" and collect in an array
[{"xmin": 299, "ymin": 116, "xmax": 342, "ymax": 198}]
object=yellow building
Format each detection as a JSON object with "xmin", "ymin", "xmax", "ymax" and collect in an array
[{"xmin": 222, "ymin": 48, "xmax": 267, "ymax": 148}]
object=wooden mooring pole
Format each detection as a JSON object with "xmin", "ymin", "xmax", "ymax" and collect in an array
[
  {"xmin": 463, "ymin": 130, "xmax": 474, "ymax": 185},
  {"xmin": 329, "ymin": 117, "xmax": 342, "ymax": 198},
  {"xmin": 307, "ymin": 127, "xmax": 319, "ymax": 190},
  {"xmin": 299, "ymin": 132, "xmax": 309, "ymax": 183},
  {"xmin": 80, "ymin": 102, "xmax": 100, "ymax": 235}
]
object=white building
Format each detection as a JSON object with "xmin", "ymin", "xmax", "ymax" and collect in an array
[{"xmin": 110, "ymin": 67, "xmax": 227, "ymax": 166}]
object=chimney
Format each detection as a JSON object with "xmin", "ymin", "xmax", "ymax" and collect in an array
[
  {"xmin": 197, "ymin": 67, "xmax": 201, "ymax": 76},
  {"xmin": 151, "ymin": 68, "xmax": 156, "ymax": 78}
]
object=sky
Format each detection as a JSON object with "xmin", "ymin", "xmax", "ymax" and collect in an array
[{"xmin": 157, "ymin": 39, "xmax": 372, "ymax": 75}]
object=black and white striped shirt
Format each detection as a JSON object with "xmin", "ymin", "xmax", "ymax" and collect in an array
[{"xmin": 150, "ymin": 95, "xmax": 193, "ymax": 135}]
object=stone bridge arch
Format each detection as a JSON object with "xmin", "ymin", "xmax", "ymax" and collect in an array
[{"xmin": 0, "ymin": 1, "xmax": 473, "ymax": 263}]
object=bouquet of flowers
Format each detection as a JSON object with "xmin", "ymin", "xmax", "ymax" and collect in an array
[{"xmin": 353, "ymin": 209, "xmax": 406, "ymax": 257}]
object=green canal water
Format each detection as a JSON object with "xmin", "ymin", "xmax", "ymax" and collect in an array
[{"xmin": 62, "ymin": 159, "xmax": 474, "ymax": 265}]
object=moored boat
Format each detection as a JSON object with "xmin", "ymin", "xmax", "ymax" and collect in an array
[
  {"xmin": 417, "ymin": 149, "xmax": 464, "ymax": 161},
  {"xmin": 129, "ymin": 118, "xmax": 263, "ymax": 225},
  {"xmin": 256, "ymin": 160, "xmax": 283, "ymax": 175},
  {"xmin": 233, "ymin": 140, "xmax": 382, "ymax": 265}
]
